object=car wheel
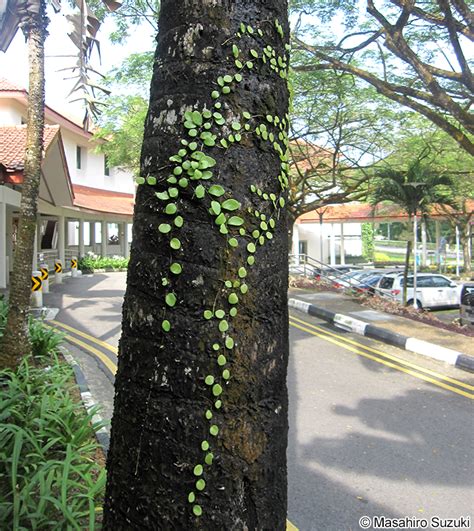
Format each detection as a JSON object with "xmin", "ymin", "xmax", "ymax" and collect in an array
[{"xmin": 407, "ymin": 299, "xmax": 423, "ymax": 310}]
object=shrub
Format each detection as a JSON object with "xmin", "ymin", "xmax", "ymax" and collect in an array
[
  {"xmin": 78, "ymin": 254, "xmax": 129, "ymax": 273},
  {"xmin": 0, "ymin": 354, "xmax": 106, "ymax": 529}
]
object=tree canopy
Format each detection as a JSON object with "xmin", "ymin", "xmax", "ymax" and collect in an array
[{"xmin": 291, "ymin": 0, "xmax": 474, "ymax": 155}]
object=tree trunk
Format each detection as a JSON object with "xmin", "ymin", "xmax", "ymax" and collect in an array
[
  {"xmin": 0, "ymin": 2, "xmax": 47, "ymax": 369},
  {"xmin": 461, "ymin": 223, "xmax": 472, "ymax": 275},
  {"xmin": 104, "ymin": 1, "xmax": 290, "ymax": 529}
]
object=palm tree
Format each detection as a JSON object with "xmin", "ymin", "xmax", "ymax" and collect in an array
[
  {"xmin": 103, "ymin": 1, "xmax": 290, "ymax": 528},
  {"xmin": 371, "ymin": 159, "xmax": 454, "ymax": 305},
  {"xmin": 0, "ymin": 0, "xmax": 119, "ymax": 369}
]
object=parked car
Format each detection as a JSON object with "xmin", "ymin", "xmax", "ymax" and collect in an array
[
  {"xmin": 460, "ymin": 283, "xmax": 474, "ymax": 328},
  {"xmin": 376, "ymin": 272, "xmax": 461, "ymax": 309},
  {"xmin": 332, "ymin": 269, "xmax": 380, "ymax": 289}
]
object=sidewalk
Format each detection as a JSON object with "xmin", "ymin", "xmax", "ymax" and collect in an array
[{"xmin": 289, "ymin": 288, "xmax": 474, "ymax": 359}]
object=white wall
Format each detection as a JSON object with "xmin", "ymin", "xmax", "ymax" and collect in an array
[
  {"xmin": 60, "ymin": 129, "xmax": 135, "ymax": 194},
  {"xmin": 294, "ymin": 222, "xmax": 363, "ymax": 263},
  {"xmin": 0, "ymin": 99, "xmax": 24, "ymax": 125}
]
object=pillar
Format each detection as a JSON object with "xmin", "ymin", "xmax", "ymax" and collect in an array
[
  {"xmin": 79, "ymin": 219, "xmax": 85, "ymax": 258},
  {"xmin": 292, "ymin": 224, "xmax": 299, "ymax": 264},
  {"xmin": 340, "ymin": 223, "xmax": 345, "ymax": 265},
  {"xmin": 0, "ymin": 202, "xmax": 6, "ymax": 288},
  {"xmin": 90, "ymin": 221, "xmax": 96, "ymax": 253},
  {"xmin": 101, "ymin": 221, "xmax": 108, "ymax": 257},
  {"xmin": 58, "ymin": 215, "xmax": 65, "ymax": 263},
  {"xmin": 32, "ymin": 222, "xmax": 38, "ymax": 270},
  {"xmin": 123, "ymin": 222, "xmax": 130, "ymax": 259},
  {"xmin": 435, "ymin": 219, "xmax": 441, "ymax": 269},
  {"xmin": 421, "ymin": 218, "xmax": 428, "ymax": 267},
  {"xmin": 330, "ymin": 223, "xmax": 336, "ymax": 266}
]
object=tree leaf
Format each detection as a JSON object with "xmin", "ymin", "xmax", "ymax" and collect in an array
[
  {"xmin": 222, "ymin": 199, "xmax": 241, "ymax": 211},
  {"xmin": 165, "ymin": 293, "xmax": 177, "ymax": 307},
  {"xmin": 227, "ymin": 216, "xmax": 244, "ymax": 226},
  {"xmin": 159, "ymin": 223, "xmax": 171, "ymax": 234},
  {"xmin": 208, "ymin": 185, "xmax": 225, "ymax": 197}
]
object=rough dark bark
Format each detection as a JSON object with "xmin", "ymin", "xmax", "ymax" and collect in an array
[
  {"xmin": 104, "ymin": 1, "xmax": 289, "ymax": 529},
  {"xmin": 0, "ymin": 1, "xmax": 47, "ymax": 369}
]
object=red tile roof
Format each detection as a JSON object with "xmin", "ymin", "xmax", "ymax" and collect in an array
[
  {"xmin": 0, "ymin": 125, "xmax": 60, "ymax": 171},
  {"xmin": 72, "ymin": 184, "xmax": 134, "ymax": 216},
  {"xmin": 0, "ymin": 78, "xmax": 26, "ymax": 92},
  {"xmin": 297, "ymin": 200, "xmax": 474, "ymax": 223}
]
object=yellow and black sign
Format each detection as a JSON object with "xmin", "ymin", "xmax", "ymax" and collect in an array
[
  {"xmin": 40, "ymin": 267, "xmax": 49, "ymax": 280},
  {"xmin": 31, "ymin": 275, "xmax": 42, "ymax": 292},
  {"xmin": 71, "ymin": 258, "xmax": 78, "ymax": 269},
  {"xmin": 55, "ymin": 262, "xmax": 63, "ymax": 273}
]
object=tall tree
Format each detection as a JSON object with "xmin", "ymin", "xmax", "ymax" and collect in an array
[
  {"xmin": 291, "ymin": 0, "xmax": 474, "ymax": 156},
  {"xmin": 0, "ymin": 0, "xmax": 120, "ymax": 369},
  {"xmin": 0, "ymin": 0, "xmax": 47, "ymax": 368},
  {"xmin": 371, "ymin": 159, "xmax": 454, "ymax": 304},
  {"xmin": 104, "ymin": 0, "xmax": 290, "ymax": 528}
]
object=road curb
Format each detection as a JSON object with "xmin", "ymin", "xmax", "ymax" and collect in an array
[
  {"xmin": 289, "ymin": 298, "xmax": 473, "ymax": 372},
  {"xmin": 61, "ymin": 348, "xmax": 110, "ymax": 452}
]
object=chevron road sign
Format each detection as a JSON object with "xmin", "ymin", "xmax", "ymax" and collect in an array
[{"xmin": 31, "ymin": 275, "xmax": 42, "ymax": 292}]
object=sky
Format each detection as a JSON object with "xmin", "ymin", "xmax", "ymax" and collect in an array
[{"xmin": 0, "ymin": 4, "xmax": 155, "ymax": 123}]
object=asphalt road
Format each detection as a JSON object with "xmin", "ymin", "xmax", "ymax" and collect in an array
[{"xmin": 44, "ymin": 273, "xmax": 473, "ymax": 531}]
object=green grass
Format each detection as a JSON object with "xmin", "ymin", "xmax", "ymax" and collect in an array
[
  {"xmin": 78, "ymin": 255, "xmax": 129, "ymax": 273},
  {"xmin": 0, "ymin": 299, "xmax": 106, "ymax": 530}
]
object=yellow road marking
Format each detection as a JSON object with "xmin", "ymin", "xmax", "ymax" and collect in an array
[
  {"xmin": 50, "ymin": 320, "xmax": 118, "ymax": 355},
  {"xmin": 45, "ymin": 323, "xmax": 118, "ymax": 376},
  {"xmin": 48, "ymin": 320, "xmax": 299, "ymax": 529},
  {"xmin": 290, "ymin": 314, "xmax": 474, "ymax": 392},
  {"xmin": 289, "ymin": 319, "xmax": 473, "ymax": 400}
]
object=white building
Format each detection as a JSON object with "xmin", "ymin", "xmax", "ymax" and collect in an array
[{"xmin": 0, "ymin": 77, "xmax": 135, "ymax": 289}]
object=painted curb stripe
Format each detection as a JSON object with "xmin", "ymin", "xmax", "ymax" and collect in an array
[
  {"xmin": 50, "ymin": 320, "xmax": 118, "ymax": 355},
  {"xmin": 289, "ymin": 297, "xmax": 472, "ymax": 370}
]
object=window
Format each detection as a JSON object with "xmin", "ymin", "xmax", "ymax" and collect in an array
[
  {"xmin": 417, "ymin": 276, "xmax": 435, "ymax": 288},
  {"xmin": 104, "ymin": 155, "xmax": 110, "ymax": 176},
  {"xmin": 299, "ymin": 240, "xmax": 308, "ymax": 255},
  {"xmin": 432, "ymin": 276, "xmax": 451, "ymax": 287},
  {"xmin": 76, "ymin": 146, "xmax": 82, "ymax": 169},
  {"xmin": 379, "ymin": 277, "xmax": 394, "ymax": 289}
]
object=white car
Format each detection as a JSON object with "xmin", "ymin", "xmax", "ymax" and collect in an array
[{"xmin": 376, "ymin": 272, "xmax": 461, "ymax": 309}]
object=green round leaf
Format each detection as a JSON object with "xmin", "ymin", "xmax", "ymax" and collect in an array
[
  {"xmin": 212, "ymin": 343, "xmax": 220, "ymax": 351},
  {"xmin": 247, "ymin": 256, "xmax": 255, "ymax": 265},
  {"xmin": 135, "ymin": 176, "xmax": 145, "ymax": 185},
  {"xmin": 211, "ymin": 201, "xmax": 221, "ymax": 215},
  {"xmin": 217, "ymin": 354, "xmax": 227, "ymax": 366},
  {"xmin": 170, "ymin": 263, "xmax": 182, "ymax": 275},
  {"xmin": 205, "ymin": 376, "xmax": 215, "ymax": 386},
  {"xmin": 194, "ymin": 464, "xmax": 203, "ymax": 476},
  {"xmin": 165, "ymin": 203, "xmax": 177, "ymax": 215},
  {"xmin": 225, "ymin": 336, "xmax": 234, "ymax": 349},
  {"xmin": 240, "ymin": 284, "xmax": 249, "ymax": 294},
  {"xmin": 165, "ymin": 293, "xmax": 177, "ymax": 307},
  {"xmin": 223, "ymin": 74, "xmax": 232, "ymax": 83},
  {"xmin": 193, "ymin": 505, "xmax": 202, "ymax": 516},
  {"xmin": 204, "ymin": 453, "xmax": 214, "ymax": 466},
  {"xmin": 219, "ymin": 320, "xmax": 229, "ymax": 332},
  {"xmin": 210, "ymin": 424, "xmax": 219, "ymax": 436},
  {"xmin": 170, "ymin": 238, "xmax": 181, "ymax": 250},
  {"xmin": 174, "ymin": 216, "xmax": 184, "ymax": 228},
  {"xmin": 235, "ymin": 73, "xmax": 242, "ymax": 82},
  {"xmin": 178, "ymin": 177, "xmax": 189, "ymax": 188},
  {"xmin": 222, "ymin": 369, "xmax": 230, "ymax": 380},
  {"xmin": 215, "ymin": 309, "xmax": 225, "ymax": 319},
  {"xmin": 196, "ymin": 479, "xmax": 206, "ymax": 491},
  {"xmin": 159, "ymin": 223, "xmax": 171, "ymax": 234},
  {"xmin": 188, "ymin": 492, "xmax": 196, "ymax": 503},
  {"xmin": 162, "ymin": 320, "xmax": 171, "ymax": 332},
  {"xmin": 229, "ymin": 307, "xmax": 238, "ymax": 317},
  {"xmin": 212, "ymin": 384, "xmax": 223, "ymax": 397},
  {"xmin": 208, "ymin": 185, "xmax": 225, "ymax": 197},
  {"xmin": 228, "ymin": 293, "xmax": 239, "ymax": 305},
  {"xmin": 228, "ymin": 216, "xmax": 244, "ymax": 226},
  {"xmin": 201, "ymin": 440, "xmax": 209, "ymax": 451},
  {"xmin": 247, "ymin": 242, "xmax": 256, "ymax": 253},
  {"xmin": 204, "ymin": 310, "xmax": 213, "ymax": 320},
  {"xmin": 228, "ymin": 238, "xmax": 238, "ymax": 248},
  {"xmin": 225, "ymin": 280, "xmax": 232, "ymax": 288},
  {"xmin": 195, "ymin": 185, "xmax": 205, "ymax": 199},
  {"xmin": 214, "ymin": 400, "xmax": 222, "ymax": 409},
  {"xmin": 222, "ymin": 86, "xmax": 231, "ymax": 94},
  {"xmin": 211, "ymin": 90, "xmax": 219, "ymax": 99},
  {"xmin": 238, "ymin": 267, "xmax": 247, "ymax": 278},
  {"xmin": 222, "ymin": 199, "xmax": 241, "ymax": 211},
  {"xmin": 215, "ymin": 213, "xmax": 226, "ymax": 226}
]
